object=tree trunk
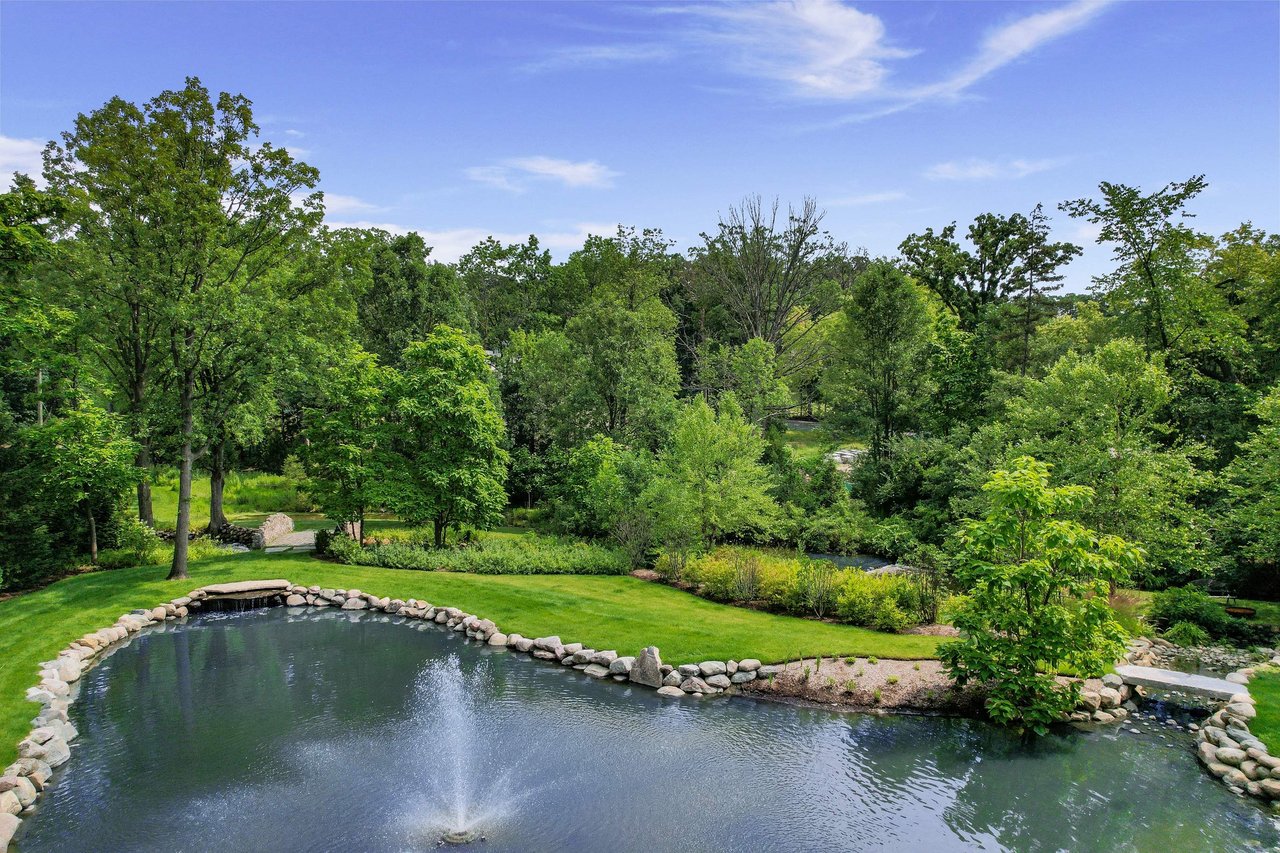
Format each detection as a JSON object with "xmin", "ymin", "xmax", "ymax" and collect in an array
[
  {"xmin": 168, "ymin": 370, "xmax": 195, "ymax": 581},
  {"xmin": 207, "ymin": 439, "xmax": 227, "ymax": 535},
  {"xmin": 86, "ymin": 504, "xmax": 98, "ymax": 564},
  {"xmin": 136, "ymin": 443, "xmax": 155, "ymax": 527},
  {"xmin": 433, "ymin": 516, "xmax": 446, "ymax": 549}
]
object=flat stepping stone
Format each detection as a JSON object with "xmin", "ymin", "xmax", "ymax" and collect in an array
[
  {"xmin": 199, "ymin": 579, "xmax": 292, "ymax": 596},
  {"xmin": 1115, "ymin": 664, "xmax": 1246, "ymax": 701}
]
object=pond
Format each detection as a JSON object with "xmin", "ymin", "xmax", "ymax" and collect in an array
[
  {"xmin": 807, "ymin": 552, "xmax": 892, "ymax": 571},
  {"xmin": 15, "ymin": 608, "xmax": 1280, "ymax": 852}
]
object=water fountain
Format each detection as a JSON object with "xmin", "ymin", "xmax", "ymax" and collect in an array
[{"xmin": 410, "ymin": 655, "xmax": 512, "ymax": 846}]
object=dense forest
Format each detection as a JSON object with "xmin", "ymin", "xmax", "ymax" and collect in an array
[{"xmin": 2, "ymin": 78, "xmax": 1277, "ymax": 606}]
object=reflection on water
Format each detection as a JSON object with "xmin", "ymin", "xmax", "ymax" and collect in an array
[{"xmin": 16, "ymin": 608, "xmax": 1280, "ymax": 852}]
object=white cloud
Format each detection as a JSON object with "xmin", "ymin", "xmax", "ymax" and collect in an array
[
  {"xmin": 524, "ymin": 44, "xmax": 676, "ymax": 72},
  {"xmin": 324, "ymin": 220, "xmax": 619, "ymax": 263},
  {"xmin": 672, "ymin": 0, "xmax": 911, "ymax": 99},
  {"xmin": 569, "ymin": 0, "xmax": 1110, "ymax": 117},
  {"xmin": 321, "ymin": 193, "xmax": 384, "ymax": 216},
  {"xmin": 923, "ymin": 157, "xmax": 1064, "ymax": 181},
  {"xmin": 0, "ymin": 135, "xmax": 47, "ymax": 188},
  {"xmin": 466, "ymin": 156, "xmax": 620, "ymax": 192},
  {"xmin": 828, "ymin": 190, "xmax": 906, "ymax": 206},
  {"xmin": 912, "ymin": 0, "xmax": 1112, "ymax": 100}
]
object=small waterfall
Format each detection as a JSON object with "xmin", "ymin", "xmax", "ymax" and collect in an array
[{"xmin": 198, "ymin": 592, "xmax": 286, "ymax": 613}]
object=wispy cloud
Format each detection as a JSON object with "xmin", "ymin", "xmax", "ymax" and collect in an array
[
  {"xmin": 324, "ymin": 220, "xmax": 619, "ymax": 262},
  {"xmin": 466, "ymin": 156, "xmax": 621, "ymax": 192},
  {"xmin": 828, "ymin": 190, "xmax": 907, "ymax": 206},
  {"xmin": 668, "ymin": 0, "xmax": 912, "ymax": 99},
  {"xmin": 0, "ymin": 135, "xmax": 47, "ymax": 188},
  {"xmin": 524, "ymin": 44, "xmax": 675, "ymax": 72},
  {"xmin": 924, "ymin": 157, "xmax": 1065, "ymax": 181},
  {"xmin": 910, "ymin": 0, "xmax": 1112, "ymax": 101},
  {"xmin": 534, "ymin": 0, "xmax": 1111, "ymax": 119}
]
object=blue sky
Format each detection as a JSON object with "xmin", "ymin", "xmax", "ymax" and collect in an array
[{"xmin": 2, "ymin": 0, "xmax": 1277, "ymax": 288}]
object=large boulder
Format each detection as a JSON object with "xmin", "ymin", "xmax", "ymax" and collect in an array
[
  {"xmin": 609, "ymin": 656, "xmax": 636, "ymax": 675},
  {"xmin": 0, "ymin": 813, "xmax": 20, "ymax": 851},
  {"xmin": 738, "ymin": 659, "xmax": 762, "ymax": 672},
  {"xmin": 583, "ymin": 664, "xmax": 611, "ymax": 679},
  {"xmin": 0, "ymin": 776, "xmax": 35, "ymax": 808},
  {"xmin": 1098, "ymin": 687, "xmax": 1122, "ymax": 710},
  {"xmin": 533, "ymin": 636, "xmax": 563, "ymax": 652},
  {"xmin": 698, "ymin": 661, "xmax": 727, "ymax": 677},
  {"xmin": 731, "ymin": 670, "xmax": 757, "ymax": 684},
  {"xmin": 679, "ymin": 676, "xmax": 711, "ymax": 694},
  {"xmin": 200, "ymin": 579, "xmax": 291, "ymax": 596},
  {"xmin": 662, "ymin": 671, "xmax": 683, "ymax": 687},
  {"xmin": 589, "ymin": 650, "xmax": 618, "ymax": 666},
  {"xmin": 0, "ymin": 790, "xmax": 18, "ymax": 816},
  {"xmin": 1216, "ymin": 747, "xmax": 1248, "ymax": 766},
  {"xmin": 706, "ymin": 674, "xmax": 732, "ymax": 689},
  {"xmin": 657, "ymin": 686, "xmax": 685, "ymax": 698},
  {"xmin": 630, "ymin": 646, "xmax": 664, "ymax": 688}
]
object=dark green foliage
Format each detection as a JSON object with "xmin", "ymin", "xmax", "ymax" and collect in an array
[
  {"xmin": 328, "ymin": 532, "xmax": 630, "ymax": 576},
  {"xmin": 1148, "ymin": 585, "xmax": 1270, "ymax": 646}
]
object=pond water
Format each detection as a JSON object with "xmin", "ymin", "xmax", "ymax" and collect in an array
[
  {"xmin": 807, "ymin": 552, "xmax": 892, "ymax": 571},
  {"xmin": 16, "ymin": 608, "xmax": 1280, "ymax": 852}
]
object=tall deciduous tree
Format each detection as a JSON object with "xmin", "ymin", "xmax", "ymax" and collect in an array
[
  {"xmin": 304, "ymin": 346, "xmax": 391, "ymax": 544},
  {"xmin": 899, "ymin": 206, "xmax": 1080, "ymax": 335},
  {"xmin": 642, "ymin": 394, "xmax": 776, "ymax": 549},
  {"xmin": 995, "ymin": 338, "xmax": 1214, "ymax": 587},
  {"xmin": 1223, "ymin": 384, "xmax": 1280, "ymax": 574},
  {"xmin": 387, "ymin": 326, "xmax": 509, "ymax": 547},
  {"xmin": 25, "ymin": 403, "xmax": 139, "ymax": 563},
  {"xmin": 692, "ymin": 196, "xmax": 849, "ymax": 377},
  {"xmin": 45, "ymin": 77, "xmax": 322, "ymax": 579},
  {"xmin": 823, "ymin": 261, "xmax": 934, "ymax": 460},
  {"xmin": 354, "ymin": 229, "xmax": 469, "ymax": 367}
]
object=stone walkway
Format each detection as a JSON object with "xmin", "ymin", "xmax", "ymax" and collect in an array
[{"xmin": 1114, "ymin": 664, "xmax": 1247, "ymax": 701}]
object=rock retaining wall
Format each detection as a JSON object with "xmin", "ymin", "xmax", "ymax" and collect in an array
[{"xmin": 1192, "ymin": 660, "xmax": 1280, "ymax": 805}]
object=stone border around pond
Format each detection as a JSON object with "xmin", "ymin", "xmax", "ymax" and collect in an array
[
  {"xmin": 0, "ymin": 577, "xmax": 785, "ymax": 851},
  {"xmin": 1192, "ymin": 659, "xmax": 1280, "ymax": 806}
]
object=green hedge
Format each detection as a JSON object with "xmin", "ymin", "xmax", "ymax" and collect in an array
[{"xmin": 328, "ymin": 532, "xmax": 630, "ymax": 576}]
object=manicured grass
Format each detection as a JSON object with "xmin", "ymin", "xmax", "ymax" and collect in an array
[
  {"xmin": 149, "ymin": 468, "xmax": 316, "ymax": 530},
  {"xmin": 1248, "ymin": 667, "xmax": 1280, "ymax": 753},
  {"xmin": 0, "ymin": 551, "xmax": 940, "ymax": 766},
  {"xmin": 784, "ymin": 425, "xmax": 865, "ymax": 464}
]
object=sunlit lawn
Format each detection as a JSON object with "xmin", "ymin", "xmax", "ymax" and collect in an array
[{"xmin": 0, "ymin": 550, "xmax": 940, "ymax": 766}]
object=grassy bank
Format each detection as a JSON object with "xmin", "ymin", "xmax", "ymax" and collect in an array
[
  {"xmin": 1248, "ymin": 668, "xmax": 1280, "ymax": 753},
  {"xmin": 0, "ymin": 551, "xmax": 940, "ymax": 766}
]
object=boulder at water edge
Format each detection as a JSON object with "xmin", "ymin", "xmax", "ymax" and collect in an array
[{"xmin": 630, "ymin": 646, "xmax": 664, "ymax": 688}]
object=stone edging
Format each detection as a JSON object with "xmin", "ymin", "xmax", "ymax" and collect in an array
[
  {"xmin": 0, "ymin": 577, "xmax": 780, "ymax": 850},
  {"xmin": 1193, "ymin": 663, "xmax": 1280, "ymax": 804}
]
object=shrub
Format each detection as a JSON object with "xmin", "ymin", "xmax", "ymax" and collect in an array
[
  {"xmin": 1147, "ymin": 585, "xmax": 1270, "ymax": 646},
  {"xmin": 795, "ymin": 560, "xmax": 839, "ymax": 618},
  {"xmin": 834, "ymin": 571, "xmax": 928, "ymax": 632},
  {"xmin": 1163, "ymin": 621, "xmax": 1211, "ymax": 647},
  {"xmin": 330, "ymin": 533, "xmax": 630, "ymax": 576},
  {"xmin": 1149, "ymin": 585, "xmax": 1231, "ymax": 634}
]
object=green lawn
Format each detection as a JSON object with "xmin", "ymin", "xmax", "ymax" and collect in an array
[
  {"xmin": 1248, "ymin": 668, "xmax": 1280, "ymax": 753},
  {"xmin": 784, "ymin": 425, "xmax": 866, "ymax": 464},
  {"xmin": 0, "ymin": 550, "xmax": 939, "ymax": 767}
]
